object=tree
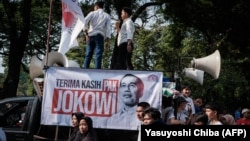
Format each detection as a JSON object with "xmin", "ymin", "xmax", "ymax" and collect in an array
[
  {"xmin": 0, "ymin": 0, "xmax": 62, "ymax": 99},
  {"xmin": 0, "ymin": 0, "xmax": 32, "ymax": 98},
  {"xmin": 162, "ymin": 0, "xmax": 250, "ymax": 80}
]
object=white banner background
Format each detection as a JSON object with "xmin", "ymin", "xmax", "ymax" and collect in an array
[{"xmin": 41, "ymin": 67, "xmax": 162, "ymax": 130}]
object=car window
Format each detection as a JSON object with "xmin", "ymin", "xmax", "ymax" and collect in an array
[
  {"xmin": 0, "ymin": 101, "xmax": 28, "ymax": 128},
  {"xmin": 0, "ymin": 102, "xmax": 19, "ymax": 116}
]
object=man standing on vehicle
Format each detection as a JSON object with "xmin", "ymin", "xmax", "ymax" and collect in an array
[
  {"xmin": 83, "ymin": 1, "xmax": 111, "ymax": 69},
  {"xmin": 116, "ymin": 7, "xmax": 135, "ymax": 70}
]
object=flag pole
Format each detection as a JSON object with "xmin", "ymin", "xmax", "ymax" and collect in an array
[
  {"xmin": 45, "ymin": 1, "xmax": 59, "ymax": 140},
  {"xmin": 44, "ymin": 0, "xmax": 60, "ymax": 140},
  {"xmin": 44, "ymin": 0, "xmax": 54, "ymax": 69}
]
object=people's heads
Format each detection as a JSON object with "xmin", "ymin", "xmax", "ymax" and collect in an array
[
  {"xmin": 192, "ymin": 113, "xmax": 208, "ymax": 125},
  {"xmin": 172, "ymin": 96, "xmax": 187, "ymax": 110},
  {"xmin": 181, "ymin": 85, "xmax": 191, "ymax": 98},
  {"xmin": 219, "ymin": 114, "xmax": 236, "ymax": 125},
  {"xmin": 71, "ymin": 112, "xmax": 85, "ymax": 127},
  {"xmin": 204, "ymin": 102, "xmax": 221, "ymax": 121},
  {"xmin": 242, "ymin": 108, "xmax": 250, "ymax": 118},
  {"xmin": 121, "ymin": 7, "xmax": 132, "ymax": 20},
  {"xmin": 119, "ymin": 74, "xmax": 144, "ymax": 107},
  {"xmin": 142, "ymin": 107, "xmax": 161, "ymax": 125},
  {"xmin": 194, "ymin": 98, "xmax": 203, "ymax": 107},
  {"xmin": 94, "ymin": 1, "xmax": 104, "ymax": 10},
  {"xmin": 79, "ymin": 117, "xmax": 93, "ymax": 134},
  {"xmin": 136, "ymin": 102, "xmax": 150, "ymax": 121}
]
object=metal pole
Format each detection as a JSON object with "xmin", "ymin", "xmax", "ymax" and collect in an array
[
  {"xmin": 44, "ymin": 0, "xmax": 53, "ymax": 70},
  {"xmin": 47, "ymin": 1, "xmax": 58, "ymax": 140}
]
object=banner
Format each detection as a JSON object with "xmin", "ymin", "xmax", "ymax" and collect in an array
[
  {"xmin": 58, "ymin": 0, "xmax": 85, "ymax": 55},
  {"xmin": 41, "ymin": 67, "xmax": 163, "ymax": 130}
]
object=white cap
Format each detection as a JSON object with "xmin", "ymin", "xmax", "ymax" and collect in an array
[{"xmin": 242, "ymin": 108, "xmax": 250, "ymax": 114}]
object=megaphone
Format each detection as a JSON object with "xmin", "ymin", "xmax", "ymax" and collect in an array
[
  {"xmin": 191, "ymin": 50, "xmax": 221, "ymax": 79},
  {"xmin": 183, "ymin": 68, "xmax": 204, "ymax": 85},
  {"xmin": 41, "ymin": 51, "xmax": 68, "ymax": 68},
  {"xmin": 29, "ymin": 51, "xmax": 69, "ymax": 79},
  {"xmin": 29, "ymin": 55, "xmax": 44, "ymax": 80}
]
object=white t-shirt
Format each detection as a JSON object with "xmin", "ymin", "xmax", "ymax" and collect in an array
[
  {"xmin": 84, "ymin": 9, "xmax": 111, "ymax": 38},
  {"xmin": 117, "ymin": 18, "xmax": 135, "ymax": 46}
]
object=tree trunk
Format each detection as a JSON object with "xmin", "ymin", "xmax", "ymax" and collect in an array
[{"xmin": 0, "ymin": 0, "xmax": 31, "ymax": 99}]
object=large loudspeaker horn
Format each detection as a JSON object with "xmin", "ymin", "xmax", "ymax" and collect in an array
[
  {"xmin": 29, "ymin": 51, "xmax": 68, "ymax": 79},
  {"xmin": 42, "ymin": 51, "xmax": 68, "ymax": 68},
  {"xmin": 29, "ymin": 55, "xmax": 44, "ymax": 80},
  {"xmin": 191, "ymin": 50, "xmax": 221, "ymax": 79},
  {"xmin": 183, "ymin": 68, "xmax": 204, "ymax": 85}
]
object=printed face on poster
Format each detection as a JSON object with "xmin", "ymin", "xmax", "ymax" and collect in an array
[{"xmin": 41, "ymin": 67, "xmax": 162, "ymax": 130}]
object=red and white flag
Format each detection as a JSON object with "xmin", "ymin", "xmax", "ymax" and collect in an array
[{"xmin": 58, "ymin": 0, "xmax": 85, "ymax": 55}]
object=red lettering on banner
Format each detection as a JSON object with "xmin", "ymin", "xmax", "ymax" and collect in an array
[
  {"xmin": 102, "ymin": 79, "xmax": 118, "ymax": 92},
  {"xmin": 52, "ymin": 89, "xmax": 118, "ymax": 116}
]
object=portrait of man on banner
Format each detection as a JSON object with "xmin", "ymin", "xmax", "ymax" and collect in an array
[{"xmin": 106, "ymin": 74, "xmax": 144, "ymax": 130}]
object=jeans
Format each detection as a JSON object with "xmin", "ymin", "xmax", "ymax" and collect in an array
[{"xmin": 83, "ymin": 34, "xmax": 104, "ymax": 69}]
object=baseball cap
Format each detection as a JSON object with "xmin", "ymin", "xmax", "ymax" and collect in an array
[{"xmin": 242, "ymin": 108, "xmax": 250, "ymax": 114}]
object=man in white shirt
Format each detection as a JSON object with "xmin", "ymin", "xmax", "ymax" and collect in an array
[
  {"xmin": 83, "ymin": 1, "xmax": 111, "ymax": 69},
  {"xmin": 116, "ymin": 7, "xmax": 135, "ymax": 70}
]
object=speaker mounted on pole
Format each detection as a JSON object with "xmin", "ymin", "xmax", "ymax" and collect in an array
[
  {"xmin": 183, "ymin": 68, "xmax": 204, "ymax": 85},
  {"xmin": 190, "ymin": 50, "xmax": 221, "ymax": 79}
]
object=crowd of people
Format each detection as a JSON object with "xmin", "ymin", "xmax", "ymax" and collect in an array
[
  {"xmin": 65, "ymin": 84, "xmax": 250, "ymax": 141},
  {"xmin": 162, "ymin": 85, "xmax": 250, "ymax": 126}
]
